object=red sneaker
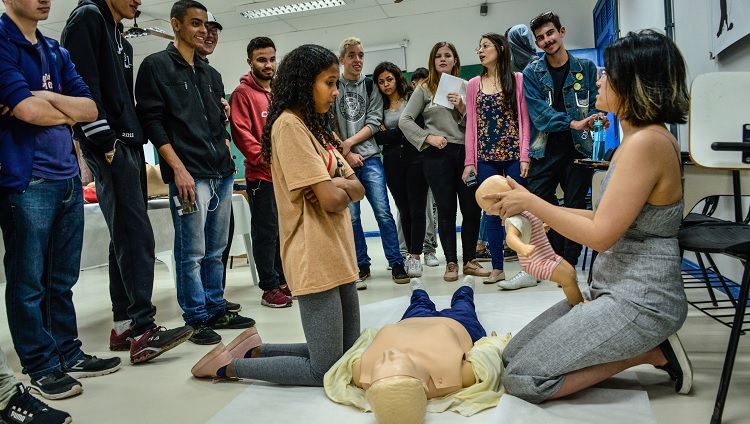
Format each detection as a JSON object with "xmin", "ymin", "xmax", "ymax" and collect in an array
[
  {"xmin": 279, "ymin": 284, "xmax": 293, "ymax": 298},
  {"xmin": 261, "ymin": 288, "xmax": 292, "ymax": 308},
  {"xmin": 109, "ymin": 328, "xmax": 133, "ymax": 351},
  {"xmin": 130, "ymin": 325, "xmax": 194, "ymax": 364}
]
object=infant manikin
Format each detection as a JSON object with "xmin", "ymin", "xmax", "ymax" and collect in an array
[{"xmin": 475, "ymin": 175, "xmax": 583, "ymax": 305}]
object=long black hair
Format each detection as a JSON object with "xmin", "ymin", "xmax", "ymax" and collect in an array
[
  {"xmin": 372, "ymin": 61, "xmax": 412, "ymax": 109},
  {"xmin": 261, "ymin": 44, "xmax": 340, "ymax": 163},
  {"xmin": 479, "ymin": 33, "xmax": 516, "ymax": 115}
]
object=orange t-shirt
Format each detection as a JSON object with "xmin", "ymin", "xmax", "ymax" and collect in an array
[{"xmin": 270, "ymin": 111, "xmax": 359, "ymax": 296}]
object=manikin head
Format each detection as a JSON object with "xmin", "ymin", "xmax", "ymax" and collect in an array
[
  {"xmin": 475, "ymin": 175, "xmax": 511, "ymax": 213},
  {"xmin": 365, "ymin": 349, "xmax": 427, "ymax": 424}
]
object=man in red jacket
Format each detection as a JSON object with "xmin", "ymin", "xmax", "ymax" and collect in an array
[{"xmin": 229, "ymin": 37, "xmax": 292, "ymax": 308}]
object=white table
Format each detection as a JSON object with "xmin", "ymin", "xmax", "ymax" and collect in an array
[{"xmin": 0, "ymin": 193, "xmax": 257, "ymax": 285}]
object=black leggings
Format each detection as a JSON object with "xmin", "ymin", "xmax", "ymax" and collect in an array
[
  {"xmin": 383, "ymin": 152, "xmax": 429, "ymax": 255},
  {"xmin": 422, "ymin": 143, "xmax": 481, "ymax": 264}
]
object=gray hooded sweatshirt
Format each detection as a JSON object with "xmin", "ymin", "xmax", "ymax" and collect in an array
[{"xmin": 334, "ymin": 75, "xmax": 383, "ymax": 160}]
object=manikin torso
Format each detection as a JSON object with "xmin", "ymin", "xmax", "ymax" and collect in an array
[{"xmin": 352, "ymin": 317, "xmax": 475, "ymax": 398}]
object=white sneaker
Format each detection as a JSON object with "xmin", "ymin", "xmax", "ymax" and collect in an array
[
  {"xmin": 497, "ymin": 271, "xmax": 538, "ymax": 290},
  {"xmin": 406, "ymin": 257, "xmax": 423, "ymax": 277},
  {"xmin": 423, "ymin": 252, "xmax": 439, "ymax": 267},
  {"xmin": 356, "ymin": 279, "xmax": 367, "ymax": 290}
]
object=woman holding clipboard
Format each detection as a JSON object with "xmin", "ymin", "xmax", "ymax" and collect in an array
[{"xmin": 399, "ymin": 42, "xmax": 489, "ymax": 282}]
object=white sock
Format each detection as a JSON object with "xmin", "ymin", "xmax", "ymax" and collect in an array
[
  {"xmin": 461, "ymin": 275, "xmax": 475, "ymax": 290},
  {"xmin": 114, "ymin": 320, "xmax": 132, "ymax": 335},
  {"xmin": 409, "ymin": 278, "xmax": 425, "ymax": 293}
]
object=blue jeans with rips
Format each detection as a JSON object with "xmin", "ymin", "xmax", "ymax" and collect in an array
[
  {"xmin": 0, "ymin": 176, "xmax": 85, "ymax": 379},
  {"xmin": 169, "ymin": 175, "xmax": 233, "ymax": 325},
  {"xmin": 348, "ymin": 156, "xmax": 402, "ymax": 267},
  {"xmin": 401, "ymin": 286, "xmax": 486, "ymax": 343}
]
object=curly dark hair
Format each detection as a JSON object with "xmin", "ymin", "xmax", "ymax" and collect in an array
[
  {"xmin": 261, "ymin": 44, "xmax": 340, "ymax": 164},
  {"xmin": 372, "ymin": 61, "xmax": 412, "ymax": 109}
]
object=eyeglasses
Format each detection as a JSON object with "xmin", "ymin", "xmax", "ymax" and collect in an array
[
  {"xmin": 596, "ymin": 67, "xmax": 606, "ymax": 80},
  {"xmin": 530, "ymin": 11, "xmax": 554, "ymax": 27},
  {"xmin": 206, "ymin": 27, "xmax": 221, "ymax": 36},
  {"xmin": 475, "ymin": 43, "xmax": 494, "ymax": 53}
]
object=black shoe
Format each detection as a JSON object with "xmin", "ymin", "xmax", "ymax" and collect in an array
[
  {"xmin": 29, "ymin": 371, "xmax": 82, "ymax": 400},
  {"xmin": 656, "ymin": 333, "xmax": 692, "ymax": 394},
  {"xmin": 208, "ymin": 310, "xmax": 256, "ymax": 330},
  {"xmin": 188, "ymin": 323, "xmax": 222, "ymax": 345},
  {"xmin": 1, "ymin": 384, "xmax": 72, "ymax": 423},
  {"xmin": 475, "ymin": 248, "xmax": 492, "ymax": 261},
  {"xmin": 358, "ymin": 264, "xmax": 371, "ymax": 281},
  {"xmin": 62, "ymin": 354, "xmax": 121, "ymax": 378},
  {"xmin": 391, "ymin": 263, "xmax": 410, "ymax": 284},
  {"xmin": 503, "ymin": 247, "xmax": 518, "ymax": 261},
  {"xmin": 225, "ymin": 300, "xmax": 242, "ymax": 313}
]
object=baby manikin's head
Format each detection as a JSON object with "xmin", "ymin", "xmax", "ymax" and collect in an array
[
  {"xmin": 365, "ymin": 349, "xmax": 427, "ymax": 424},
  {"xmin": 475, "ymin": 175, "xmax": 511, "ymax": 213}
]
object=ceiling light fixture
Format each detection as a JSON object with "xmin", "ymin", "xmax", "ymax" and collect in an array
[{"xmin": 240, "ymin": 0, "xmax": 347, "ymax": 19}]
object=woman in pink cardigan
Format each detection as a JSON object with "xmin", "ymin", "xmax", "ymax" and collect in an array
[{"xmin": 463, "ymin": 33, "xmax": 531, "ymax": 284}]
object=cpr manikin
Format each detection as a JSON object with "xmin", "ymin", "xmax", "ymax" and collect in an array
[
  {"xmin": 475, "ymin": 176, "xmax": 584, "ymax": 306},
  {"xmin": 324, "ymin": 278, "xmax": 508, "ymax": 423}
]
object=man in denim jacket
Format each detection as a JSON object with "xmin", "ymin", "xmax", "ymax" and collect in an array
[{"xmin": 523, "ymin": 12, "xmax": 605, "ymax": 266}]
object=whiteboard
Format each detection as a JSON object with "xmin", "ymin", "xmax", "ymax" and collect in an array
[{"xmin": 363, "ymin": 46, "xmax": 407, "ymax": 75}]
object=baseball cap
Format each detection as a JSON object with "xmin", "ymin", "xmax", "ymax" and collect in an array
[{"xmin": 206, "ymin": 11, "xmax": 223, "ymax": 31}]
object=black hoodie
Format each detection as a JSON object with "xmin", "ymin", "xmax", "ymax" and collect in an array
[{"xmin": 61, "ymin": 0, "xmax": 144, "ymax": 153}]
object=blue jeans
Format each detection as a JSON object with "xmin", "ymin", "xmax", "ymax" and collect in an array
[
  {"xmin": 349, "ymin": 156, "xmax": 402, "ymax": 267},
  {"xmin": 477, "ymin": 160, "xmax": 524, "ymax": 270},
  {"xmin": 0, "ymin": 177, "xmax": 85, "ymax": 378},
  {"xmin": 169, "ymin": 175, "xmax": 233, "ymax": 324},
  {"xmin": 401, "ymin": 287, "xmax": 486, "ymax": 343}
]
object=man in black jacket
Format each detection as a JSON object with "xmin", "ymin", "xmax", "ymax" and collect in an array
[
  {"xmin": 136, "ymin": 0, "xmax": 255, "ymax": 345},
  {"xmin": 61, "ymin": 0, "xmax": 194, "ymax": 364}
]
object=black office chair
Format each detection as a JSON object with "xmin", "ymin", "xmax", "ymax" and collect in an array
[{"xmin": 677, "ymin": 72, "xmax": 750, "ymax": 424}]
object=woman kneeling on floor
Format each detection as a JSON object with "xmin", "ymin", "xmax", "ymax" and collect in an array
[
  {"xmin": 484, "ymin": 30, "xmax": 693, "ymax": 403},
  {"xmin": 192, "ymin": 44, "xmax": 365, "ymax": 386}
]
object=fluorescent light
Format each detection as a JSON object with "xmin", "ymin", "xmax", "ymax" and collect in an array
[
  {"xmin": 124, "ymin": 27, "xmax": 168, "ymax": 39},
  {"xmin": 240, "ymin": 0, "xmax": 346, "ymax": 19}
]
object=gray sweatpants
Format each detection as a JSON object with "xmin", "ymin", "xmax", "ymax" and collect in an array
[
  {"xmin": 231, "ymin": 282, "xmax": 360, "ymax": 386},
  {"xmin": 501, "ymin": 291, "xmax": 680, "ymax": 404}
]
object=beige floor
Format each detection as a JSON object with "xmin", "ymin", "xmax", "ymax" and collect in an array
[{"xmin": 1, "ymin": 238, "xmax": 749, "ymax": 424}]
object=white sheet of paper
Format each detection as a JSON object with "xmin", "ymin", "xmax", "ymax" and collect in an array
[{"xmin": 434, "ymin": 73, "xmax": 466, "ymax": 109}]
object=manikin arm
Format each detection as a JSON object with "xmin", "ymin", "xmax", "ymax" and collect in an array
[{"xmin": 505, "ymin": 224, "xmax": 536, "ymax": 257}]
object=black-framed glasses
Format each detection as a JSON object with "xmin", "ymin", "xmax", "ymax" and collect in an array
[{"xmin": 530, "ymin": 11, "xmax": 554, "ymax": 27}]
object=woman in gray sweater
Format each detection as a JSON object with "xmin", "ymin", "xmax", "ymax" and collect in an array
[{"xmin": 399, "ymin": 41, "xmax": 490, "ymax": 282}]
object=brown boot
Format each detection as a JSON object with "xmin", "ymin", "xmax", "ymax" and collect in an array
[{"xmin": 463, "ymin": 259, "xmax": 491, "ymax": 277}]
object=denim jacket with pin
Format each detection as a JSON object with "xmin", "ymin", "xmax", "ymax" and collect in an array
[{"xmin": 522, "ymin": 52, "xmax": 600, "ymax": 159}]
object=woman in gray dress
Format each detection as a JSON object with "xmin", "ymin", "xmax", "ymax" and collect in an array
[{"xmin": 483, "ymin": 29, "xmax": 692, "ymax": 403}]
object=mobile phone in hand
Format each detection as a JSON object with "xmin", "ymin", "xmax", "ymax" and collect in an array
[
  {"xmin": 173, "ymin": 195, "xmax": 199, "ymax": 216},
  {"xmin": 465, "ymin": 172, "xmax": 478, "ymax": 187}
]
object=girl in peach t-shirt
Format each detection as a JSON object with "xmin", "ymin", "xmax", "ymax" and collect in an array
[{"xmin": 192, "ymin": 44, "xmax": 365, "ymax": 386}]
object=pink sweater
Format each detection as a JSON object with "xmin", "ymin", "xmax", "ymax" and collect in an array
[{"xmin": 464, "ymin": 72, "xmax": 530, "ymax": 166}]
